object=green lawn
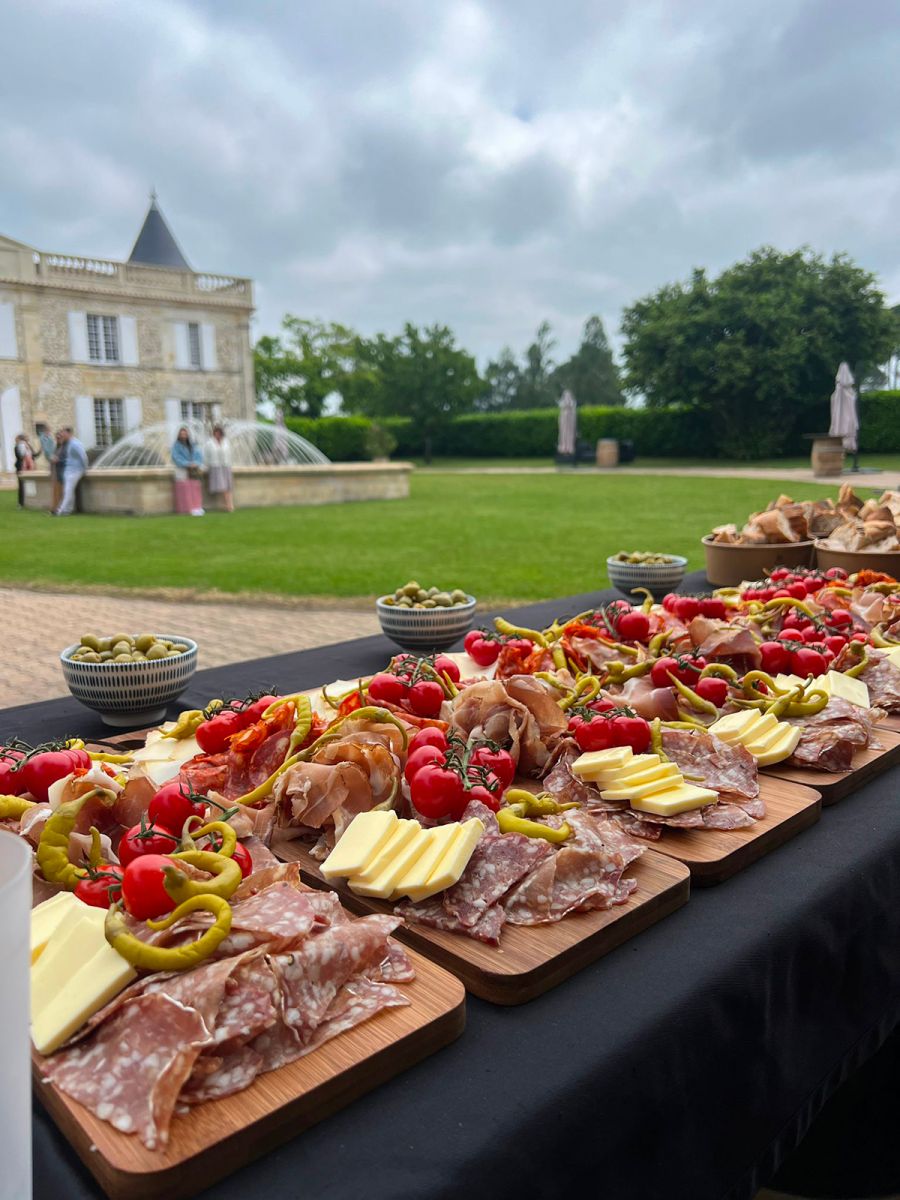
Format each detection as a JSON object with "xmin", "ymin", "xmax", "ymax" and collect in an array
[
  {"xmin": 411, "ymin": 453, "xmax": 900, "ymax": 473},
  {"xmin": 0, "ymin": 473, "xmax": 856, "ymax": 603}
]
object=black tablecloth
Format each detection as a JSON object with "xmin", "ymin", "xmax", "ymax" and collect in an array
[{"xmin": 10, "ymin": 575, "xmax": 900, "ymax": 1200}]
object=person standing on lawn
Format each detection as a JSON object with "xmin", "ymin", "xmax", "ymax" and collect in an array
[
  {"xmin": 171, "ymin": 426, "xmax": 204, "ymax": 516},
  {"xmin": 13, "ymin": 434, "xmax": 34, "ymax": 507},
  {"xmin": 53, "ymin": 427, "xmax": 87, "ymax": 516},
  {"xmin": 205, "ymin": 424, "xmax": 234, "ymax": 511},
  {"xmin": 50, "ymin": 430, "xmax": 65, "ymax": 512}
]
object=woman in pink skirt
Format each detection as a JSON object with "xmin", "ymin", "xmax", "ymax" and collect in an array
[{"xmin": 171, "ymin": 427, "xmax": 204, "ymax": 515}]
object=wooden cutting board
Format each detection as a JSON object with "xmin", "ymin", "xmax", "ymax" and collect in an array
[
  {"xmin": 275, "ymin": 845, "xmax": 690, "ymax": 1004},
  {"xmin": 879, "ymin": 713, "xmax": 900, "ymax": 734},
  {"xmin": 643, "ymin": 776, "xmax": 821, "ymax": 885},
  {"xmin": 33, "ymin": 946, "xmax": 465, "ymax": 1200},
  {"xmin": 762, "ymin": 727, "xmax": 900, "ymax": 806}
]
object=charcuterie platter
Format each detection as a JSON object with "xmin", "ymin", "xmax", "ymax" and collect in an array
[
  {"xmin": 33, "ymin": 941, "xmax": 464, "ymax": 1200},
  {"xmin": 277, "ymin": 839, "xmax": 689, "ymax": 1003}
]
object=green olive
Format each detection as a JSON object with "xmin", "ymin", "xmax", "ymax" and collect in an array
[
  {"xmin": 383, "ymin": 597, "xmax": 395, "ymax": 606},
  {"xmin": 145, "ymin": 643, "xmax": 168, "ymax": 660},
  {"xmin": 80, "ymin": 634, "xmax": 101, "ymax": 651},
  {"xmin": 97, "ymin": 638, "xmax": 112, "ymax": 652},
  {"xmin": 164, "ymin": 650, "xmax": 181, "ymax": 658},
  {"xmin": 170, "ymin": 644, "xmax": 188, "ymax": 653},
  {"xmin": 99, "ymin": 650, "xmax": 113, "ymax": 661},
  {"xmin": 396, "ymin": 596, "xmax": 413, "ymax": 608},
  {"xmin": 109, "ymin": 632, "xmax": 133, "ymax": 648},
  {"xmin": 134, "ymin": 633, "xmax": 156, "ymax": 652},
  {"xmin": 422, "ymin": 599, "xmax": 437, "ymax": 608},
  {"xmin": 415, "ymin": 589, "xmax": 428, "ymax": 602},
  {"xmin": 401, "ymin": 582, "xmax": 421, "ymax": 598},
  {"xmin": 427, "ymin": 586, "xmax": 440, "ymax": 597},
  {"xmin": 113, "ymin": 653, "xmax": 132, "ymax": 663},
  {"xmin": 112, "ymin": 640, "xmax": 132, "ymax": 656},
  {"xmin": 433, "ymin": 592, "xmax": 452, "ymax": 607},
  {"xmin": 80, "ymin": 651, "xmax": 102, "ymax": 663},
  {"xmin": 131, "ymin": 652, "xmax": 147, "ymax": 661},
  {"xmin": 450, "ymin": 589, "xmax": 468, "ymax": 604}
]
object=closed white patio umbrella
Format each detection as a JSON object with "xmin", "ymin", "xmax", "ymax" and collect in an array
[
  {"xmin": 828, "ymin": 362, "xmax": 858, "ymax": 455},
  {"xmin": 557, "ymin": 390, "xmax": 577, "ymax": 457}
]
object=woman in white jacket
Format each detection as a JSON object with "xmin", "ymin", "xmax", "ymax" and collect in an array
[{"xmin": 205, "ymin": 424, "xmax": 234, "ymax": 511}]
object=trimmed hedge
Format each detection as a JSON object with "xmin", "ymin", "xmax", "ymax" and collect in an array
[{"xmin": 286, "ymin": 392, "xmax": 900, "ymax": 461}]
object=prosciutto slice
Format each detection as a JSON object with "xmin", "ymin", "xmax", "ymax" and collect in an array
[
  {"xmin": 450, "ymin": 678, "xmax": 561, "ymax": 776},
  {"xmin": 689, "ymin": 616, "xmax": 762, "ymax": 668},
  {"xmin": 312, "ymin": 737, "xmax": 400, "ymax": 806},
  {"xmin": 274, "ymin": 760, "xmax": 374, "ymax": 834}
]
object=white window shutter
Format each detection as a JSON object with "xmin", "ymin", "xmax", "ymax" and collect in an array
[
  {"xmin": 68, "ymin": 312, "xmax": 88, "ymax": 363},
  {"xmin": 74, "ymin": 396, "xmax": 95, "ymax": 449},
  {"xmin": 0, "ymin": 387, "xmax": 23, "ymax": 472},
  {"xmin": 124, "ymin": 396, "xmax": 142, "ymax": 432},
  {"xmin": 0, "ymin": 302, "xmax": 16, "ymax": 358},
  {"xmin": 165, "ymin": 397, "xmax": 181, "ymax": 442},
  {"xmin": 173, "ymin": 322, "xmax": 190, "ymax": 369},
  {"xmin": 120, "ymin": 316, "xmax": 139, "ymax": 365},
  {"xmin": 200, "ymin": 323, "xmax": 217, "ymax": 371}
]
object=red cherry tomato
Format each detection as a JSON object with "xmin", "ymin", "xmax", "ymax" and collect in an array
[
  {"xmin": 242, "ymin": 694, "xmax": 282, "ymax": 723},
  {"xmin": 148, "ymin": 782, "xmax": 207, "ymax": 833},
  {"xmin": 650, "ymin": 655, "xmax": 706, "ymax": 688},
  {"xmin": 18, "ymin": 749, "xmax": 90, "ymax": 803},
  {"xmin": 801, "ymin": 625, "xmax": 824, "ymax": 643},
  {"xmin": 771, "ymin": 589, "xmax": 792, "ymax": 600},
  {"xmin": 792, "ymin": 647, "xmax": 828, "ymax": 677},
  {"xmin": 410, "ymin": 764, "xmax": 465, "ymax": 820},
  {"xmin": 850, "ymin": 631, "xmax": 869, "ymax": 643},
  {"xmin": 779, "ymin": 629, "xmax": 804, "ymax": 642},
  {"xmin": 433, "ymin": 655, "xmax": 461, "ymax": 683},
  {"xmin": 0, "ymin": 747, "xmax": 27, "ymax": 795},
  {"xmin": 404, "ymin": 744, "xmax": 444, "ymax": 784},
  {"xmin": 231, "ymin": 842, "xmax": 253, "ymax": 879},
  {"xmin": 694, "ymin": 677, "xmax": 729, "ymax": 707},
  {"xmin": 118, "ymin": 821, "xmax": 181, "ymax": 868},
  {"xmin": 828, "ymin": 609, "xmax": 853, "ymax": 628},
  {"xmin": 787, "ymin": 582, "xmax": 808, "ymax": 600},
  {"xmin": 769, "ymin": 568, "xmax": 790, "ymax": 582},
  {"xmin": 367, "ymin": 673, "xmax": 408, "ymax": 705},
  {"xmin": 674, "ymin": 597, "xmax": 701, "ymax": 622},
  {"xmin": 408, "ymin": 727, "xmax": 449, "ymax": 755},
  {"xmin": 463, "ymin": 630, "xmax": 501, "ymax": 666},
  {"xmin": 824, "ymin": 635, "xmax": 848, "ymax": 655},
  {"xmin": 469, "ymin": 745, "xmax": 515, "ymax": 789},
  {"xmin": 616, "ymin": 610, "xmax": 651, "ymax": 642},
  {"xmin": 569, "ymin": 715, "xmax": 615, "ymax": 752},
  {"xmin": 121, "ymin": 855, "xmax": 179, "ymax": 921},
  {"xmin": 609, "ymin": 715, "xmax": 651, "ymax": 754},
  {"xmin": 662, "ymin": 593, "xmax": 680, "ymax": 612},
  {"xmin": 406, "ymin": 680, "xmax": 445, "ymax": 718},
  {"xmin": 825, "ymin": 567, "xmax": 848, "ymax": 581},
  {"xmin": 196, "ymin": 709, "xmax": 246, "ymax": 755},
  {"xmin": 759, "ymin": 641, "xmax": 790, "ymax": 674},
  {"xmin": 465, "ymin": 784, "xmax": 501, "ymax": 811},
  {"xmin": 74, "ymin": 865, "xmax": 123, "ymax": 909},
  {"xmin": 805, "ymin": 575, "xmax": 826, "ymax": 594},
  {"xmin": 698, "ymin": 598, "xmax": 727, "ymax": 619}
]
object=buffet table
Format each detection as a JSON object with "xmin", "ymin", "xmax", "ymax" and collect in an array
[{"xmin": 7, "ymin": 576, "xmax": 900, "ymax": 1200}]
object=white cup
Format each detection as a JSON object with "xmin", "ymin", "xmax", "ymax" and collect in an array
[{"xmin": 0, "ymin": 833, "xmax": 32, "ymax": 1200}]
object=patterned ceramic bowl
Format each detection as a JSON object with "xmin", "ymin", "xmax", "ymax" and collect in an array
[
  {"xmin": 60, "ymin": 634, "xmax": 198, "ymax": 728},
  {"xmin": 376, "ymin": 595, "xmax": 477, "ymax": 652},
  {"xmin": 606, "ymin": 555, "xmax": 688, "ymax": 600}
]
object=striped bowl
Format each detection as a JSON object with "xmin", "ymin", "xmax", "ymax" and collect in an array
[
  {"xmin": 60, "ymin": 634, "xmax": 198, "ymax": 728},
  {"xmin": 376, "ymin": 595, "xmax": 477, "ymax": 652},
  {"xmin": 606, "ymin": 555, "xmax": 688, "ymax": 600}
]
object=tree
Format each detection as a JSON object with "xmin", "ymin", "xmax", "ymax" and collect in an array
[
  {"xmin": 345, "ymin": 323, "xmax": 483, "ymax": 461},
  {"xmin": 552, "ymin": 315, "xmax": 623, "ymax": 406},
  {"xmin": 621, "ymin": 248, "xmax": 895, "ymax": 459},
  {"xmin": 512, "ymin": 320, "xmax": 557, "ymax": 409},
  {"xmin": 254, "ymin": 317, "xmax": 357, "ymax": 418},
  {"xmin": 480, "ymin": 347, "xmax": 522, "ymax": 411}
]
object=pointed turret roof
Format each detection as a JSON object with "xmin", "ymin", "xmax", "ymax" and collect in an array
[{"xmin": 128, "ymin": 193, "xmax": 191, "ymax": 269}]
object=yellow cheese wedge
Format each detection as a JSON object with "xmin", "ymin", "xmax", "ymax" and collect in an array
[
  {"xmin": 30, "ymin": 892, "xmax": 80, "ymax": 964},
  {"xmin": 885, "ymin": 647, "xmax": 900, "ymax": 671},
  {"xmin": 391, "ymin": 823, "xmax": 462, "ymax": 901},
  {"xmin": 414, "ymin": 818, "xmax": 483, "ymax": 896},
  {"xmin": 586, "ymin": 754, "xmax": 662, "ymax": 784},
  {"xmin": 321, "ymin": 810, "xmax": 399, "ymax": 880},
  {"xmin": 597, "ymin": 762, "xmax": 681, "ymax": 791},
  {"xmin": 743, "ymin": 724, "xmax": 802, "ymax": 766},
  {"xmin": 739, "ymin": 720, "xmax": 793, "ymax": 755},
  {"xmin": 349, "ymin": 819, "xmax": 421, "ymax": 886},
  {"xmin": 31, "ymin": 905, "xmax": 107, "ymax": 1016},
  {"xmin": 630, "ymin": 782, "xmax": 718, "ymax": 815},
  {"xmin": 32, "ymin": 942, "xmax": 137, "ymax": 1055},
  {"xmin": 349, "ymin": 826, "xmax": 433, "ymax": 898},
  {"xmin": 571, "ymin": 746, "xmax": 633, "ymax": 777},
  {"xmin": 708, "ymin": 710, "xmax": 766, "ymax": 744},
  {"xmin": 601, "ymin": 772, "xmax": 686, "ymax": 802}
]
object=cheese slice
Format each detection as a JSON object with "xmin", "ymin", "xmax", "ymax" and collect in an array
[
  {"xmin": 885, "ymin": 647, "xmax": 900, "ymax": 671},
  {"xmin": 415, "ymin": 818, "xmax": 483, "ymax": 896},
  {"xmin": 392, "ymin": 824, "xmax": 461, "ymax": 901},
  {"xmin": 743, "ymin": 724, "xmax": 802, "ymax": 766},
  {"xmin": 601, "ymin": 773, "xmax": 685, "ymax": 802},
  {"xmin": 32, "ymin": 942, "xmax": 137, "ymax": 1055},
  {"xmin": 739, "ymin": 720, "xmax": 793, "ymax": 755},
  {"xmin": 586, "ymin": 754, "xmax": 662, "ymax": 784},
  {"xmin": 571, "ymin": 746, "xmax": 633, "ymax": 777},
  {"xmin": 31, "ymin": 905, "xmax": 107, "ymax": 1016},
  {"xmin": 30, "ymin": 892, "xmax": 80, "ymax": 964},
  {"xmin": 321, "ymin": 810, "xmax": 399, "ymax": 880},
  {"xmin": 708, "ymin": 710, "xmax": 765, "ymax": 744},
  {"xmin": 597, "ymin": 762, "xmax": 681, "ymax": 792},
  {"xmin": 349, "ymin": 827, "xmax": 433, "ymax": 898},
  {"xmin": 349, "ymin": 819, "xmax": 420, "ymax": 885},
  {"xmin": 630, "ymin": 782, "xmax": 718, "ymax": 815},
  {"xmin": 776, "ymin": 670, "xmax": 870, "ymax": 709}
]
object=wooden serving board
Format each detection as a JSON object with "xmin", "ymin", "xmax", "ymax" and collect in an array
[
  {"xmin": 275, "ymin": 845, "xmax": 690, "ymax": 1004},
  {"xmin": 34, "ymin": 947, "xmax": 465, "ymax": 1200},
  {"xmin": 646, "ymin": 776, "xmax": 821, "ymax": 885},
  {"xmin": 761, "ymin": 727, "xmax": 900, "ymax": 806},
  {"xmin": 879, "ymin": 713, "xmax": 900, "ymax": 734}
]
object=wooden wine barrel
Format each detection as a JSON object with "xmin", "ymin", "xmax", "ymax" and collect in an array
[
  {"xmin": 596, "ymin": 439, "xmax": 619, "ymax": 467},
  {"xmin": 810, "ymin": 435, "xmax": 844, "ymax": 477}
]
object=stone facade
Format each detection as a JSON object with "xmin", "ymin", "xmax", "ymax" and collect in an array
[{"xmin": 0, "ymin": 229, "xmax": 254, "ymax": 471}]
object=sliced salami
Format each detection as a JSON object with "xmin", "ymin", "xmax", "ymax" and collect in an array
[
  {"xmin": 180, "ymin": 1044, "xmax": 265, "ymax": 1104},
  {"xmin": 297, "ymin": 978, "xmax": 410, "ymax": 1058},
  {"xmin": 699, "ymin": 801, "xmax": 755, "ymax": 830},
  {"xmin": 443, "ymin": 831, "xmax": 553, "ymax": 927},
  {"xmin": 503, "ymin": 856, "xmax": 557, "ymax": 924},
  {"xmin": 211, "ymin": 955, "xmax": 279, "ymax": 1050},
  {"xmin": 395, "ymin": 895, "xmax": 506, "ymax": 944},
  {"xmin": 861, "ymin": 655, "xmax": 900, "ymax": 712},
  {"xmin": 41, "ymin": 994, "xmax": 209, "ymax": 1149},
  {"xmin": 662, "ymin": 728, "xmax": 759, "ymax": 801},
  {"xmin": 367, "ymin": 939, "xmax": 416, "ymax": 984}
]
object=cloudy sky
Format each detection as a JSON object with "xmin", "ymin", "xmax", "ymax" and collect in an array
[{"xmin": 2, "ymin": 0, "xmax": 899, "ymax": 365}]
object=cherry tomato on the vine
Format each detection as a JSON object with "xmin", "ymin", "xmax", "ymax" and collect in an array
[
  {"xmin": 148, "ymin": 782, "xmax": 207, "ymax": 834},
  {"xmin": 694, "ymin": 677, "xmax": 729, "ymax": 707},
  {"xmin": 74, "ymin": 865, "xmax": 123, "ymax": 909},
  {"xmin": 616, "ymin": 609, "xmax": 651, "ymax": 642},
  {"xmin": 404, "ymin": 744, "xmax": 444, "ymax": 784},
  {"xmin": 367, "ymin": 673, "xmax": 408, "ymax": 705},
  {"xmin": 433, "ymin": 655, "xmax": 461, "ymax": 683},
  {"xmin": 195, "ymin": 708, "xmax": 246, "ymax": 755},
  {"xmin": 408, "ymin": 727, "xmax": 449, "ymax": 755},
  {"xmin": 464, "ymin": 630, "xmax": 501, "ymax": 666},
  {"xmin": 469, "ymin": 744, "xmax": 515, "ymax": 789},
  {"xmin": 118, "ymin": 821, "xmax": 181, "ymax": 868},
  {"xmin": 406, "ymin": 680, "xmax": 445, "ymax": 718},
  {"xmin": 121, "ymin": 854, "xmax": 179, "ymax": 921},
  {"xmin": 410, "ymin": 763, "xmax": 465, "ymax": 820}
]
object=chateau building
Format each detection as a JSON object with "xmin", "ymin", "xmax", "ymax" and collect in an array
[{"xmin": 0, "ymin": 197, "xmax": 255, "ymax": 470}]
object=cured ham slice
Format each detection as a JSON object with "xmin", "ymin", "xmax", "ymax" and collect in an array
[
  {"xmin": 41, "ymin": 994, "xmax": 209, "ymax": 1149},
  {"xmin": 312, "ymin": 737, "xmax": 400, "ymax": 806},
  {"xmin": 274, "ymin": 760, "xmax": 374, "ymax": 834},
  {"xmin": 689, "ymin": 616, "xmax": 762, "ymax": 667},
  {"xmin": 450, "ymin": 678, "xmax": 561, "ymax": 776},
  {"xmin": 614, "ymin": 676, "xmax": 680, "ymax": 721}
]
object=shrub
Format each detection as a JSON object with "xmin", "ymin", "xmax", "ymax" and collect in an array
[
  {"xmin": 285, "ymin": 416, "xmax": 371, "ymax": 461},
  {"xmin": 858, "ymin": 391, "xmax": 900, "ymax": 453}
]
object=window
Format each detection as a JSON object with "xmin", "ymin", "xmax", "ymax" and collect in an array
[
  {"xmin": 188, "ymin": 322, "xmax": 202, "ymax": 369},
  {"xmin": 87, "ymin": 315, "xmax": 120, "ymax": 363},
  {"xmin": 93, "ymin": 398, "xmax": 124, "ymax": 447},
  {"xmin": 180, "ymin": 400, "xmax": 214, "ymax": 426}
]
